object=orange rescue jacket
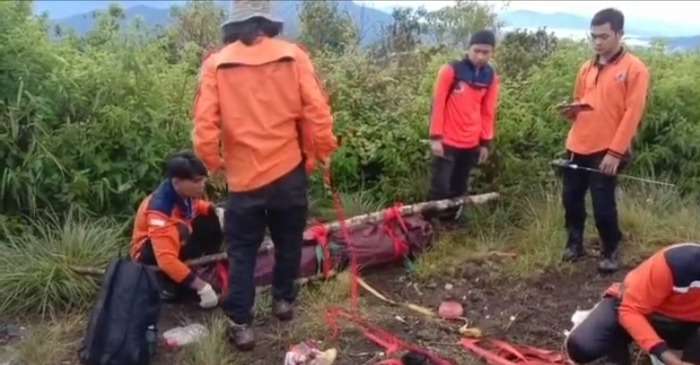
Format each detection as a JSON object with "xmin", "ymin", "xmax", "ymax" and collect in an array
[
  {"xmin": 606, "ymin": 243, "xmax": 700, "ymax": 357},
  {"xmin": 130, "ymin": 180, "xmax": 214, "ymax": 284},
  {"xmin": 567, "ymin": 49, "xmax": 650, "ymax": 158},
  {"xmin": 429, "ymin": 62, "xmax": 500, "ymax": 149},
  {"xmin": 193, "ymin": 37, "xmax": 337, "ymax": 192}
]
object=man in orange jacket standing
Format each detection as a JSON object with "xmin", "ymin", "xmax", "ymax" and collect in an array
[
  {"xmin": 559, "ymin": 8, "xmax": 650, "ymax": 273},
  {"xmin": 566, "ymin": 243, "xmax": 700, "ymax": 365},
  {"xmin": 192, "ymin": 0, "xmax": 337, "ymax": 351},
  {"xmin": 428, "ymin": 30, "xmax": 500, "ymax": 222}
]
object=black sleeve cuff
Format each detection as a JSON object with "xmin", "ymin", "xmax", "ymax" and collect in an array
[
  {"xmin": 650, "ymin": 342, "xmax": 669, "ymax": 359},
  {"xmin": 430, "ymin": 135, "xmax": 443, "ymax": 140},
  {"xmin": 480, "ymin": 139, "xmax": 493, "ymax": 148},
  {"xmin": 181, "ymin": 271, "xmax": 197, "ymax": 288}
]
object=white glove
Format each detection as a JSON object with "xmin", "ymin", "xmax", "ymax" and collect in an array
[{"xmin": 197, "ymin": 283, "xmax": 218, "ymax": 309}]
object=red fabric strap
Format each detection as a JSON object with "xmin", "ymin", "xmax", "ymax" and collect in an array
[
  {"xmin": 460, "ymin": 339, "xmax": 572, "ymax": 365},
  {"xmin": 324, "ymin": 167, "xmax": 361, "ymax": 310},
  {"xmin": 382, "ymin": 204, "xmax": 410, "ymax": 260},
  {"xmin": 216, "ymin": 261, "xmax": 229, "ymax": 296},
  {"xmin": 310, "ymin": 224, "xmax": 333, "ymax": 278},
  {"xmin": 326, "ymin": 307, "xmax": 456, "ymax": 365}
]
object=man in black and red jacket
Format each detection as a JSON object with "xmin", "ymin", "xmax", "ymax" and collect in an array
[{"xmin": 427, "ymin": 30, "xmax": 500, "ymax": 222}]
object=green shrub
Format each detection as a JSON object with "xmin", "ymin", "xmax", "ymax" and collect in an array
[
  {"xmin": 2, "ymin": 2, "xmax": 700, "ymax": 227},
  {"xmin": 0, "ymin": 208, "xmax": 128, "ymax": 317}
]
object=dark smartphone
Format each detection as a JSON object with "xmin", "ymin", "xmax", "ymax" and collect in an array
[{"xmin": 557, "ymin": 102, "xmax": 593, "ymax": 111}]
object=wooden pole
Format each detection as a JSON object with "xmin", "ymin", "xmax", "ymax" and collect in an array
[{"xmin": 72, "ymin": 192, "xmax": 499, "ymax": 277}]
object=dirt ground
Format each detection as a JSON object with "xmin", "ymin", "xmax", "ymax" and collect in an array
[
  {"xmin": 0, "ymin": 248, "xmax": 636, "ymax": 365},
  {"xmin": 151, "ymin": 250, "xmax": 631, "ymax": 365}
]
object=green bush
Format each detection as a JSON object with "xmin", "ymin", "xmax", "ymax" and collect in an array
[
  {"xmin": 1, "ymin": 3, "xmax": 197, "ymax": 218},
  {"xmin": 2, "ymin": 1, "xmax": 700, "ymax": 227}
]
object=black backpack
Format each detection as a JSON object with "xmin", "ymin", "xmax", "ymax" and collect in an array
[{"xmin": 79, "ymin": 258, "xmax": 161, "ymax": 365}]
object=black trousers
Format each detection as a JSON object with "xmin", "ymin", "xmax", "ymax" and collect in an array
[
  {"xmin": 562, "ymin": 151, "xmax": 622, "ymax": 256},
  {"xmin": 138, "ymin": 211, "xmax": 223, "ymax": 291},
  {"xmin": 566, "ymin": 297, "xmax": 700, "ymax": 365},
  {"xmin": 427, "ymin": 145, "xmax": 479, "ymax": 219},
  {"xmin": 221, "ymin": 165, "xmax": 308, "ymax": 325}
]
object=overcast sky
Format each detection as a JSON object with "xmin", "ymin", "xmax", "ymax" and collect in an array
[{"xmin": 360, "ymin": 1, "xmax": 700, "ymax": 31}]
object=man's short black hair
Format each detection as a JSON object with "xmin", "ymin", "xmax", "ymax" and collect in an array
[
  {"xmin": 591, "ymin": 8, "xmax": 624, "ymax": 33},
  {"xmin": 469, "ymin": 30, "xmax": 496, "ymax": 47},
  {"xmin": 165, "ymin": 150, "xmax": 208, "ymax": 180}
]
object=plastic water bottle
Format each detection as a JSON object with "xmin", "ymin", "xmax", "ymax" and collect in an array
[
  {"xmin": 145, "ymin": 324, "xmax": 158, "ymax": 357},
  {"xmin": 162, "ymin": 323, "xmax": 209, "ymax": 348}
]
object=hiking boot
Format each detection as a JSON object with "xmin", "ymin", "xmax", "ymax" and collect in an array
[
  {"xmin": 157, "ymin": 274, "xmax": 179, "ymax": 302},
  {"xmin": 159, "ymin": 288, "xmax": 178, "ymax": 302},
  {"xmin": 227, "ymin": 320, "xmax": 255, "ymax": 351},
  {"xmin": 272, "ymin": 300, "xmax": 294, "ymax": 321},
  {"xmin": 598, "ymin": 252, "xmax": 620, "ymax": 273},
  {"xmin": 562, "ymin": 228, "xmax": 585, "ymax": 262},
  {"xmin": 562, "ymin": 246, "xmax": 585, "ymax": 262}
]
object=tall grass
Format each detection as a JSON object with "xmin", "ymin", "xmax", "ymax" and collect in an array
[
  {"xmin": 15, "ymin": 315, "xmax": 84, "ymax": 365},
  {"xmin": 310, "ymin": 189, "xmax": 388, "ymax": 222},
  {"xmin": 0, "ymin": 208, "xmax": 128, "ymax": 317},
  {"xmin": 179, "ymin": 314, "xmax": 238, "ymax": 365},
  {"xmin": 414, "ymin": 183, "xmax": 700, "ymax": 280},
  {"xmin": 619, "ymin": 184, "xmax": 700, "ymax": 257},
  {"xmin": 505, "ymin": 189, "xmax": 567, "ymax": 276},
  {"xmin": 412, "ymin": 203, "xmax": 514, "ymax": 281},
  {"xmin": 291, "ymin": 271, "xmax": 353, "ymax": 340}
]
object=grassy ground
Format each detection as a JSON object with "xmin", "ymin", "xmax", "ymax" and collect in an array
[
  {"xmin": 174, "ymin": 273, "xmax": 354, "ymax": 365},
  {"xmin": 414, "ymin": 183, "xmax": 700, "ymax": 282},
  {"xmin": 2, "ymin": 183, "xmax": 698, "ymax": 364}
]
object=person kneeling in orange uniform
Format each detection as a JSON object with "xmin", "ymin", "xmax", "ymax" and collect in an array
[{"xmin": 130, "ymin": 151, "xmax": 222, "ymax": 309}]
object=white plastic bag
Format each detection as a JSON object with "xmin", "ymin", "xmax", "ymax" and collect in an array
[
  {"xmin": 284, "ymin": 341, "xmax": 337, "ymax": 365},
  {"xmin": 564, "ymin": 306, "xmax": 594, "ymax": 337},
  {"xmin": 162, "ymin": 323, "xmax": 209, "ymax": 348}
]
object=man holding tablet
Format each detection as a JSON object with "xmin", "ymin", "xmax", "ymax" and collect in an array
[{"xmin": 559, "ymin": 8, "xmax": 650, "ymax": 273}]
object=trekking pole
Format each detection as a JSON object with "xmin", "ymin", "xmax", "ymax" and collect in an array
[{"xmin": 551, "ymin": 159, "xmax": 676, "ymax": 188}]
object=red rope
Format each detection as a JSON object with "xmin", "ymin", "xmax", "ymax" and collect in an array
[
  {"xmin": 216, "ymin": 261, "xmax": 229, "ymax": 296},
  {"xmin": 382, "ymin": 203, "xmax": 410, "ymax": 260},
  {"xmin": 324, "ymin": 167, "xmax": 361, "ymax": 311},
  {"xmin": 318, "ymin": 167, "xmax": 566, "ymax": 365},
  {"xmin": 321, "ymin": 167, "xmax": 456, "ymax": 364},
  {"xmin": 325, "ymin": 307, "xmax": 457, "ymax": 365},
  {"xmin": 460, "ymin": 338, "xmax": 572, "ymax": 365}
]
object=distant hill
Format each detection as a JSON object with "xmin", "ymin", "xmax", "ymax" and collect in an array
[
  {"xmin": 500, "ymin": 9, "xmax": 698, "ymax": 39},
  {"xmin": 55, "ymin": 4, "xmax": 174, "ymax": 34},
  {"xmin": 501, "ymin": 9, "xmax": 700, "ymax": 51},
  {"xmin": 262, "ymin": 0, "xmax": 393, "ymax": 44},
  {"xmin": 45, "ymin": 3, "xmax": 700, "ymax": 51},
  {"xmin": 662, "ymin": 35, "xmax": 700, "ymax": 52},
  {"xmin": 50, "ymin": 0, "xmax": 392, "ymax": 45},
  {"xmin": 501, "ymin": 10, "xmax": 589, "ymax": 31}
]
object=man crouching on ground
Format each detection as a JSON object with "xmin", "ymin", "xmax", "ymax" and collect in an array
[
  {"xmin": 192, "ymin": 0, "xmax": 337, "ymax": 351},
  {"xmin": 566, "ymin": 243, "xmax": 700, "ymax": 365},
  {"xmin": 130, "ymin": 150, "xmax": 222, "ymax": 309}
]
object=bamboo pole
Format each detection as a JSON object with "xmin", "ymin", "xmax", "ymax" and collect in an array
[{"xmin": 72, "ymin": 192, "xmax": 499, "ymax": 277}]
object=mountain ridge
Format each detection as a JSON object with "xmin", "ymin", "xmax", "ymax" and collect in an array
[{"xmin": 44, "ymin": 3, "xmax": 700, "ymax": 51}]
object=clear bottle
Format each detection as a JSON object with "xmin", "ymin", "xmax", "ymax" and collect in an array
[
  {"xmin": 145, "ymin": 324, "xmax": 158, "ymax": 357},
  {"xmin": 162, "ymin": 323, "xmax": 208, "ymax": 348}
]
